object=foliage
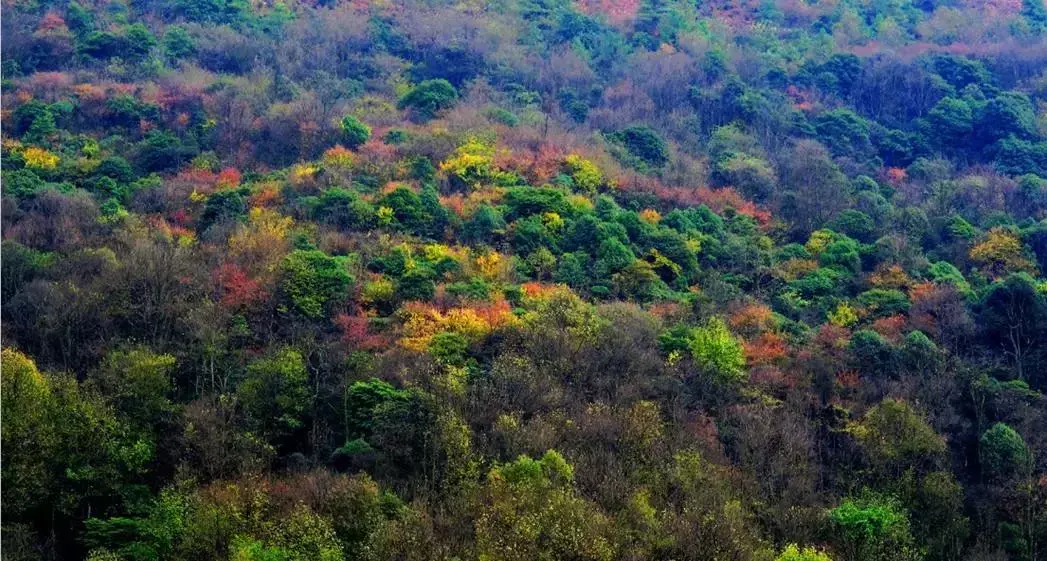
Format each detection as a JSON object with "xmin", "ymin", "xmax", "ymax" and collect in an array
[
  {"xmin": 338, "ymin": 116, "xmax": 371, "ymax": 149},
  {"xmin": 476, "ymin": 451, "xmax": 614, "ymax": 561},
  {"xmin": 979, "ymin": 423, "xmax": 1032, "ymax": 480},
  {"xmin": 776, "ymin": 544, "xmax": 833, "ymax": 561},
  {"xmin": 4, "ymin": 1, "xmax": 1047, "ymax": 559},
  {"xmin": 397, "ymin": 79, "xmax": 458, "ymax": 120},
  {"xmin": 829, "ymin": 495, "xmax": 920, "ymax": 561},
  {"xmin": 686, "ymin": 317, "xmax": 747, "ymax": 384},
  {"xmin": 279, "ymin": 250, "xmax": 352, "ymax": 318}
]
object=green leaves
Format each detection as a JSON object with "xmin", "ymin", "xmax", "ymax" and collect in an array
[
  {"xmin": 607, "ymin": 126, "xmax": 669, "ymax": 170},
  {"xmin": 829, "ymin": 495, "xmax": 920, "ymax": 561},
  {"xmin": 237, "ymin": 348, "xmax": 310, "ymax": 444},
  {"xmin": 846, "ymin": 398, "xmax": 945, "ymax": 475},
  {"xmin": 397, "ymin": 79, "xmax": 458, "ymax": 120},
  {"xmin": 279, "ymin": 250, "xmax": 352, "ymax": 319},
  {"xmin": 478, "ymin": 451, "xmax": 613, "ymax": 561},
  {"xmin": 979, "ymin": 423, "xmax": 1032, "ymax": 480},
  {"xmin": 667, "ymin": 317, "xmax": 746, "ymax": 384},
  {"xmin": 338, "ymin": 115, "xmax": 371, "ymax": 149}
]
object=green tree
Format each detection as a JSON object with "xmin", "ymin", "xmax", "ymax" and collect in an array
[
  {"xmin": 847, "ymin": 398, "xmax": 946, "ymax": 477},
  {"xmin": 92, "ymin": 347, "xmax": 175, "ymax": 431},
  {"xmin": 279, "ymin": 250, "xmax": 352, "ymax": 319},
  {"xmin": 979, "ymin": 423, "xmax": 1032, "ymax": 481},
  {"xmin": 926, "ymin": 98, "xmax": 973, "ymax": 151},
  {"xmin": 776, "ymin": 544, "xmax": 833, "ymax": 561},
  {"xmin": 344, "ymin": 378, "xmax": 409, "ymax": 440},
  {"xmin": 815, "ymin": 109, "xmax": 873, "ymax": 159},
  {"xmin": 608, "ymin": 125, "xmax": 669, "ymax": 169},
  {"xmin": 462, "ymin": 205, "xmax": 505, "ymax": 245},
  {"xmin": 397, "ymin": 79, "xmax": 458, "ymax": 120},
  {"xmin": 237, "ymin": 348, "xmax": 311, "ymax": 446},
  {"xmin": 1, "ymin": 348, "xmax": 59, "ymax": 520},
  {"xmin": 978, "ymin": 273, "xmax": 1047, "ymax": 383},
  {"xmin": 688, "ymin": 317, "xmax": 746, "ymax": 384},
  {"xmin": 475, "ymin": 450, "xmax": 614, "ymax": 561},
  {"xmin": 829, "ymin": 495, "xmax": 921, "ymax": 561},
  {"xmin": 339, "ymin": 115, "xmax": 371, "ymax": 149},
  {"xmin": 163, "ymin": 25, "xmax": 195, "ymax": 58}
]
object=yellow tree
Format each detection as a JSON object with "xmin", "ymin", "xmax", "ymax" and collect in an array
[{"xmin": 969, "ymin": 228, "xmax": 1038, "ymax": 279}]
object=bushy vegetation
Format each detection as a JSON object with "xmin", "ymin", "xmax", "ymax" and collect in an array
[{"xmin": 3, "ymin": 1, "xmax": 1047, "ymax": 560}]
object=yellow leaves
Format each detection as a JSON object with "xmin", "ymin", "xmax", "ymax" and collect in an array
[
  {"xmin": 685, "ymin": 238, "xmax": 702, "ymax": 254},
  {"xmin": 869, "ymin": 264, "xmax": 912, "ymax": 290},
  {"xmin": 322, "ymin": 145, "xmax": 355, "ymax": 169},
  {"xmin": 639, "ymin": 209, "xmax": 661, "ymax": 224},
  {"xmin": 969, "ymin": 227, "xmax": 1038, "ymax": 279},
  {"xmin": 422, "ymin": 243, "xmax": 461, "ymax": 263},
  {"xmin": 361, "ymin": 276, "xmax": 396, "ymax": 307},
  {"xmin": 2, "ymin": 347, "xmax": 48, "ymax": 394},
  {"xmin": 81, "ymin": 138, "xmax": 100, "ymax": 158},
  {"xmin": 777, "ymin": 258, "xmax": 819, "ymax": 281},
  {"xmin": 189, "ymin": 189, "xmax": 208, "ymax": 203},
  {"xmin": 440, "ymin": 137, "xmax": 512, "ymax": 190},
  {"xmin": 228, "ymin": 208, "xmax": 294, "ymax": 274},
  {"xmin": 542, "ymin": 212, "xmax": 564, "ymax": 232},
  {"xmin": 828, "ymin": 302, "xmax": 859, "ymax": 328},
  {"xmin": 566, "ymin": 194, "xmax": 593, "ymax": 213},
  {"xmin": 471, "ymin": 250, "xmax": 512, "ymax": 282},
  {"xmin": 22, "ymin": 146, "xmax": 59, "ymax": 169},
  {"xmin": 377, "ymin": 206, "xmax": 395, "ymax": 226},
  {"xmin": 398, "ymin": 302, "xmax": 515, "ymax": 351},
  {"xmin": 176, "ymin": 231, "xmax": 197, "ymax": 248},
  {"xmin": 804, "ymin": 229, "xmax": 834, "ymax": 255},
  {"xmin": 74, "ymin": 156, "xmax": 101, "ymax": 175},
  {"xmin": 289, "ymin": 163, "xmax": 319, "ymax": 186},
  {"xmin": 247, "ymin": 207, "xmax": 293, "ymax": 239},
  {"xmin": 563, "ymin": 154, "xmax": 603, "ymax": 193}
]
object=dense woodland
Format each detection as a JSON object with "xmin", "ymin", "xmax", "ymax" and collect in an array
[{"xmin": 4, "ymin": 0, "xmax": 1047, "ymax": 560}]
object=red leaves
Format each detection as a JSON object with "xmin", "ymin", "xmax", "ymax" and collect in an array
[
  {"xmin": 574, "ymin": 0, "xmax": 640, "ymax": 26},
  {"xmin": 744, "ymin": 332, "xmax": 788, "ymax": 367},
  {"xmin": 216, "ymin": 263, "xmax": 267, "ymax": 310},
  {"xmin": 335, "ymin": 312, "xmax": 389, "ymax": 351},
  {"xmin": 216, "ymin": 168, "xmax": 242, "ymax": 189},
  {"xmin": 37, "ymin": 11, "xmax": 68, "ymax": 32}
]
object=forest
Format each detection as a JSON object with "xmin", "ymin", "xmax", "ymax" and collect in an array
[{"xmin": 3, "ymin": 0, "xmax": 1047, "ymax": 560}]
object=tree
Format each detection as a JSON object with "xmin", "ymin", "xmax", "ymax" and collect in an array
[
  {"xmin": 779, "ymin": 140, "xmax": 850, "ymax": 235},
  {"xmin": 237, "ymin": 348, "xmax": 311, "ymax": 448},
  {"xmin": 979, "ymin": 93, "xmax": 1037, "ymax": 143},
  {"xmin": 475, "ymin": 450, "xmax": 614, "ymax": 561},
  {"xmin": 1023, "ymin": 0, "xmax": 1047, "ymax": 30},
  {"xmin": 462, "ymin": 205, "xmax": 505, "ymax": 245},
  {"xmin": 978, "ymin": 273, "xmax": 1047, "ymax": 383},
  {"xmin": 339, "ymin": 115, "xmax": 371, "ymax": 149},
  {"xmin": 163, "ymin": 25, "xmax": 195, "ymax": 58},
  {"xmin": 594, "ymin": 237, "xmax": 636, "ymax": 277},
  {"xmin": 979, "ymin": 423, "xmax": 1032, "ymax": 481},
  {"xmin": 608, "ymin": 125, "xmax": 669, "ymax": 169},
  {"xmin": 397, "ymin": 79, "xmax": 458, "ymax": 120},
  {"xmin": 926, "ymin": 97, "xmax": 973, "ymax": 151},
  {"xmin": 847, "ymin": 398, "xmax": 946, "ymax": 478},
  {"xmin": 92, "ymin": 347, "xmax": 175, "ymax": 431},
  {"xmin": 344, "ymin": 378, "xmax": 409, "ymax": 440},
  {"xmin": 829, "ymin": 495, "xmax": 921, "ymax": 561},
  {"xmin": 687, "ymin": 317, "xmax": 746, "ymax": 384},
  {"xmin": 815, "ymin": 109, "xmax": 873, "ymax": 159},
  {"xmin": 279, "ymin": 250, "xmax": 352, "ymax": 319},
  {"xmin": 969, "ymin": 228, "xmax": 1038, "ymax": 279},
  {"xmin": 776, "ymin": 544, "xmax": 833, "ymax": 561},
  {"xmin": 1, "ymin": 348, "xmax": 59, "ymax": 520}
]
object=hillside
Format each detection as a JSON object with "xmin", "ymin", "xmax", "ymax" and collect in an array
[{"xmin": 3, "ymin": 1, "xmax": 1047, "ymax": 560}]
